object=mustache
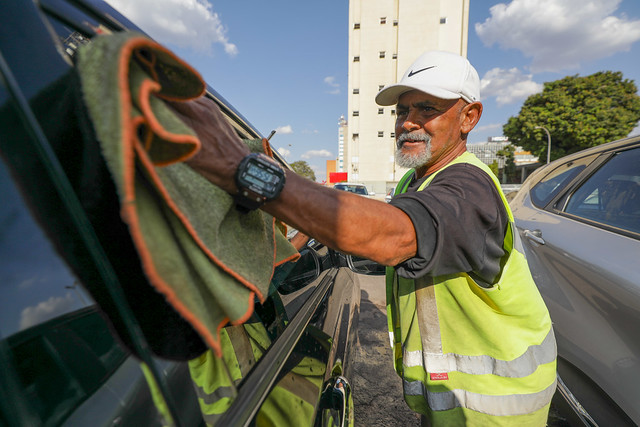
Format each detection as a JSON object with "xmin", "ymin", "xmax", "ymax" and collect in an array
[{"xmin": 396, "ymin": 132, "xmax": 431, "ymax": 149}]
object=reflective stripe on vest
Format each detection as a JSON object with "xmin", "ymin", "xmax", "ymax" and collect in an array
[
  {"xmin": 403, "ymin": 378, "xmax": 557, "ymax": 416},
  {"xmin": 403, "ymin": 327, "xmax": 556, "ymax": 378}
]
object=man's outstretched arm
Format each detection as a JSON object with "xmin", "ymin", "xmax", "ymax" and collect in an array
[{"xmin": 182, "ymin": 99, "xmax": 416, "ymax": 267}]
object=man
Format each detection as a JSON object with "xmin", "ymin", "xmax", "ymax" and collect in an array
[{"xmin": 190, "ymin": 50, "xmax": 557, "ymax": 425}]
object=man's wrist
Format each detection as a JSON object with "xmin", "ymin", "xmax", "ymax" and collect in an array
[{"xmin": 233, "ymin": 153, "xmax": 286, "ymax": 212}]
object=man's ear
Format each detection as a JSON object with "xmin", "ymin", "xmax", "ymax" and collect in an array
[{"xmin": 460, "ymin": 102, "xmax": 483, "ymax": 135}]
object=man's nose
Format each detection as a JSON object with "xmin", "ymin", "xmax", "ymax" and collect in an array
[{"xmin": 402, "ymin": 115, "xmax": 421, "ymax": 132}]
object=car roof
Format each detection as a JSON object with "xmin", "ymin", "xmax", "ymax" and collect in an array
[{"xmin": 549, "ymin": 135, "xmax": 640, "ymax": 166}]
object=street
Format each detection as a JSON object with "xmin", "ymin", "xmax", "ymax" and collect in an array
[
  {"xmin": 352, "ymin": 274, "xmax": 571, "ymax": 426},
  {"xmin": 352, "ymin": 274, "xmax": 421, "ymax": 425}
]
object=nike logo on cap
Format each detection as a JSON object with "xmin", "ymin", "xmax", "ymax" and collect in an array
[{"xmin": 408, "ymin": 66, "xmax": 436, "ymax": 77}]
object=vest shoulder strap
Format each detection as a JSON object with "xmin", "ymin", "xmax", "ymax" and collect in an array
[{"xmin": 395, "ymin": 168, "xmax": 416, "ymax": 196}]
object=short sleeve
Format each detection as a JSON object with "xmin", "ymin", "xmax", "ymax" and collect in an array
[{"xmin": 389, "ymin": 164, "xmax": 508, "ymax": 283}]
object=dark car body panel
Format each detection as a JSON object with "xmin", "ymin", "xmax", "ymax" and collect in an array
[{"xmin": 0, "ymin": 0, "xmax": 360, "ymax": 425}]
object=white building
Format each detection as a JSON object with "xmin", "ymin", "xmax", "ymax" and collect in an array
[
  {"xmin": 346, "ymin": 0, "xmax": 470, "ymax": 194},
  {"xmin": 338, "ymin": 115, "xmax": 347, "ymax": 172}
]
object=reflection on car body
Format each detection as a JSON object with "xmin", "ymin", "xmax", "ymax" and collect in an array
[
  {"xmin": 510, "ymin": 135, "xmax": 640, "ymax": 426},
  {"xmin": 0, "ymin": 0, "xmax": 361, "ymax": 425}
]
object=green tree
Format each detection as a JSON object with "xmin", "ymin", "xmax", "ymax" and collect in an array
[
  {"xmin": 290, "ymin": 160, "xmax": 316, "ymax": 181},
  {"xmin": 496, "ymin": 144, "xmax": 517, "ymax": 183},
  {"xmin": 488, "ymin": 160, "xmax": 499, "ymax": 178},
  {"xmin": 503, "ymin": 71, "xmax": 640, "ymax": 162}
]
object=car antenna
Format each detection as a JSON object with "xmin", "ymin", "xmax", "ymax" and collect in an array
[{"xmin": 267, "ymin": 130, "xmax": 276, "ymax": 141}]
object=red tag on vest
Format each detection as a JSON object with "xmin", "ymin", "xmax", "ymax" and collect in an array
[{"xmin": 430, "ymin": 372, "xmax": 449, "ymax": 381}]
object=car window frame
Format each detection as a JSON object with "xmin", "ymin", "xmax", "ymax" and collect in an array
[
  {"xmin": 552, "ymin": 146, "xmax": 640, "ymax": 240},
  {"xmin": 529, "ymin": 153, "xmax": 601, "ymax": 210}
]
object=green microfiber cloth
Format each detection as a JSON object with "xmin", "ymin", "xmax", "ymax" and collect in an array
[{"xmin": 76, "ymin": 31, "xmax": 299, "ymax": 358}]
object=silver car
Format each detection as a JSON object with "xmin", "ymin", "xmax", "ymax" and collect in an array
[{"xmin": 510, "ymin": 135, "xmax": 640, "ymax": 426}]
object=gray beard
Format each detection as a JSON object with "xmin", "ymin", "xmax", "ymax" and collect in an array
[{"xmin": 395, "ymin": 132, "xmax": 432, "ymax": 169}]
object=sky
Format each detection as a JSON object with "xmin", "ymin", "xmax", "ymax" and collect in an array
[{"xmin": 104, "ymin": 0, "xmax": 640, "ymax": 182}]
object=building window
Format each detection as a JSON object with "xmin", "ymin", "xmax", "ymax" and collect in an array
[
  {"xmin": 353, "ymin": 88, "xmax": 359, "ymax": 94},
  {"xmin": 352, "ymin": 111, "xmax": 359, "ymax": 117},
  {"xmin": 393, "ymin": 20, "xmax": 398, "ymax": 26},
  {"xmin": 379, "ymin": 51, "xmax": 386, "ymax": 58},
  {"xmin": 440, "ymin": 17, "xmax": 447, "ymax": 24},
  {"xmin": 378, "ymin": 85, "xmax": 384, "ymax": 91},
  {"xmin": 378, "ymin": 131, "xmax": 384, "ymax": 137},
  {"xmin": 380, "ymin": 17, "xmax": 386, "ymax": 24},
  {"xmin": 353, "ymin": 56, "xmax": 360, "ymax": 62},
  {"xmin": 352, "ymin": 133, "xmax": 359, "ymax": 139},
  {"xmin": 378, "ymin": 108, "xmax": 384, "ymax": 114},
  {"xmin": 354, "ymin": 23, "xmax": 360, "ymax": 29},
  {"xmin": 391, "ymin": 132, "xmax": 395, "ymax": 138},
  {"xmin": 391, "ymin": 109, "xmax": 396, "ymax": 114},
  {"xmin": 392, "ymin": 53, "xmax": 397, "ymax": 59}
]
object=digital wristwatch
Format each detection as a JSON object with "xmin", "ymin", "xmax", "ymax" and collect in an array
[{"xmin": 234, "ymin": 153, "xmax": 286, "ymax": 213}]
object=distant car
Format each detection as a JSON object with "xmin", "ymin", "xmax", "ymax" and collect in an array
[
  {"xmin": 385, "ymin": 187, "xmax": 396, "ymax": 203},
  {"xmin": 334, "ymin": 182, "xmax": 374, "ymax": 197},
  {"xmin": 510, "ymin": 135, "xmax": 640, "ymax": 426},
  {"xmin": 0, "ymin": 0, "xmax": 361, "ymax": 425}
]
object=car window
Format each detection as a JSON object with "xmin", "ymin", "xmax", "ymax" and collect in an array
[
  {"xmin": 530, "ymin": 154, "xmax": 597, "ymax": 208},
  {"xmin": 564, "ymin": 147, "xmax": 640, "ymax": 235}
]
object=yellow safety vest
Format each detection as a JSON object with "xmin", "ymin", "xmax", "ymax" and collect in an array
[{"xmin": 386, "ymin": 151, "xmax": 557, "ymax": 426}]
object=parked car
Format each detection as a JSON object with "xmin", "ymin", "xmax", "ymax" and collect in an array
[
  {"xmin": 0, "ymin": 0, "xmax": 360, "ymax": 425},
  {"xmin": 510, "ymin": 135, "xmax": 640, "ymax": 426},
  {"xmin": 333, "ymin": 182, "xmax": 374, "ymax": 198}
]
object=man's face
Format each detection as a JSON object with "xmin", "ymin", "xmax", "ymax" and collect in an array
[{"xmin": 394, "ymin": 90, "xmax": 465, "ymax": 170}]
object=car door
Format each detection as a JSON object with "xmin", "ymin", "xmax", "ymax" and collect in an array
[
  {"xmin": 1, "ymin": 1, "xmax": 360, "ymax": 425},
  {"xmin": 513, "ymin": 144, "xmax": 640, "ymax": 425}
]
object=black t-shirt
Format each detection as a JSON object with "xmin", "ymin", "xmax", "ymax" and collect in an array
[{"xmin": 390, "ymin": 163, "xmax": 509, "ymax": 285}]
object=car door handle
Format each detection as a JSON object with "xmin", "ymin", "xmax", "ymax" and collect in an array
[
  {"xmin": 523, "ymin": 229, "xmax": 545, "ymax": 245},
  {"xmin": 319, "ymin": 376, "xmax": 352, "ymax": 426}
]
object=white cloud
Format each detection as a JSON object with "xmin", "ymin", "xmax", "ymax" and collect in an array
[
  {"xmin": 301, "ymin": 149, "xmax": 333, "ymax": 159},
  {"xmin": 324, "ymin": 76, "xmax": 341, "ymax": 95},
  {"xmin": 18, "ymin": 277, "xmax": 37, "ymax": 290},
  {"xmin": 275, "ymin": 125, "xmax": 293, "ymax": 135},
  {"xmin": 105, "ymin": 0, "xmax": 237, "ymax": 55},
  {"xmin": 275, "ymin": 147, "xmax": 291, "ymax": 159},
  {"xmin": 475, "ymin": 0, "xmax": 640, "ymax": 72},
  {"xmin": 20, "ymin": 294, "xmax": 75, "ymax": 330},
  {"xmin": 301, "ymin": 129, "xmax": 320, "ymax": 135},
  {"xmin": 481, "ymin": 67, "xmax": 542, "ymax": 106}
]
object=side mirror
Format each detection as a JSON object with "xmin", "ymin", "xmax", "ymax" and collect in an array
[
  {"xmin": 346, "ymin": 255, "xmax": 386, "ymax": 276},
  {"xmin": 273, "ymin": 247, "xmax": 321, "ymax": 294}
]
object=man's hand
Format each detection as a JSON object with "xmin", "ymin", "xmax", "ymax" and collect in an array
[{"xmin": 169, "ymin": 96, "xmax": 251, "ymax": 195}]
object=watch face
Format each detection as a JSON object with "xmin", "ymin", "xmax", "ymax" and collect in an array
[{"xmin": 238, "ymin": 155, "xmax": 285, "ymax": 198}]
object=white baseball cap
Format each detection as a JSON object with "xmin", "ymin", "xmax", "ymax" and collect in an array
[{"xmin": 375, "ymin": 50, "xmax": 481, "ymax": 106}]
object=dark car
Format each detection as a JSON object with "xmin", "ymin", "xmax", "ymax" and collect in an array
[
  {"xmin": 0, "ymin": 0, "xmax": 360, "ymax": 425},
  {"xmin": 510, "ymin": 135, "xmax": 640, "ymax": 426}
]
